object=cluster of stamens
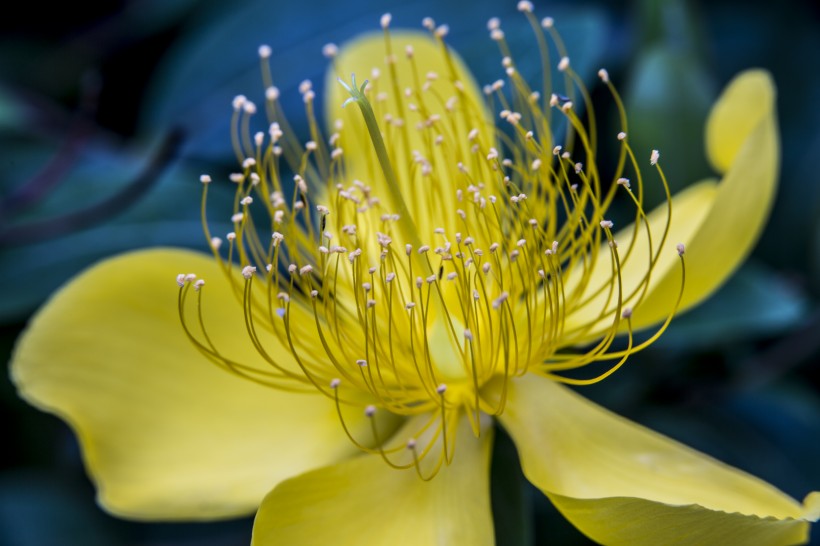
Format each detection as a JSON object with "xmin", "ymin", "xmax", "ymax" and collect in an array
[{"xmin": 176, "ymin": 3, "xmax": 685, "ymax": 479}]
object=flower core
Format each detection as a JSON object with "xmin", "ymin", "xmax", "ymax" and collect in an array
[{"xmin": 177, "ymin": 9, "xmax": 684, "ymax": 476}]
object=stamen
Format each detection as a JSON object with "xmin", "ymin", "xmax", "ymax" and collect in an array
[{"xmin": 188, "ymin": 6, "xmax": 688, "ymax": 480}]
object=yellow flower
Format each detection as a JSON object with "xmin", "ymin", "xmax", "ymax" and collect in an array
[{"xmin": 11, "ymin": 8, "xmax": 820, "ymax": 546}]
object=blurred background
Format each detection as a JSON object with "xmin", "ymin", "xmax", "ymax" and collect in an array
[{"xmin": 1, "ymin": 0, "xmax": 819, "ymax": 544}]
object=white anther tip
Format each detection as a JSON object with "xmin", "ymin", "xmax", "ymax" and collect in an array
[
  {"xmin": 241, "ymin": 265, "xmax": 257, "ymax": 279},
  {"xmin": 676, "ymin": 243, "xmax": 685, "ymax": 256},
  {"xmin": 322, "ymin": 43, "xmax": 339, "ymax": 58},
  {"xmin": 517, "ymin": 1, "xmax": 533, "ymax": 12},
  {"xmin": 258, "ymin": 44, "xmax": 272, "ymax": 58},
  {"xmin": 558, "ymin": 57, "xmax": 570, "ymax": 72}
]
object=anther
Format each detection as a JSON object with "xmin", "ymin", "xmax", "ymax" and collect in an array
[
  {"xmin": 356, "ymin": 359, "xmax": 368, "ymax": 367},
  {"xmin": 558, "ymin": 57, "xmax": 570, "ymax": 72},
  {"xmin": 176, "ymin": 274, "xmax": 186, "ymax": 287},
  {"xmin": 676, "ymin": 243, "xmax": 685, "ymax": 256},
  {"xmin": 651, "ymin": 149, "xmax": 660, "ymax": 165},
  {"xmin": 365, "ymin": 405, "xmax": 377, "ymax": 417},
  {"xmin": 322, "ymin": 43, "xmax": 338, "ymax": 58},
  {"xmin": 330, "ymin": 378, "xmax": 341, "ymax": 389},
  {"xmin": 194, "ymin": 280, "xmax": 205, "ymax": 291},
  {"xmin": 517, "ymin": 1, "xmax": 533, "ymax": 12},
  {"xmin": 242, "ymin": 266, "xmax": 257, "ymax": 279},
  {"xmin": 380, "ymin": 13, "xmax": 391, "ymax": 29},
  {"xmin": 199, "ymin": 174, "xmax": 211, "ymax": 184},
  {"xmin": 622, "ymin": 307, "xmax": 633, "ymax": 319},
  {"xmin": 600, "ymin": 220, "xmax": 614, "ymax": 229},
  {"xmin": 258, "ymin": 45, "xmax": 272, "ymax": 59},
  {"xmin": 598, "ymin": 68, "xmax": 609, "ymax": 82}
]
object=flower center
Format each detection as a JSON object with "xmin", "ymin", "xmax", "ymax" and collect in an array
[{"xmin": 175, "ymin": 7, "xmax": 686, "ymax": 478}]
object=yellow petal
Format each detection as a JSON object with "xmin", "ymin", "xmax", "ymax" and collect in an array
[
  {"xmin": 252, "ymin": 413, "xmax": 494, "ymax": 546},
  {"xmin": 565, "ymin": 70, "xmax": 778, "ymax": 333},
  {"xmin": 706, "ymin": 70, "xmax": 774, "ymax": 174},
  {"xmin": 11, "ymin": 248, "xmax": 365, "ymax": 520},
  {"xmin": 326, "ymin": 31, "xmax": 492, "ymax": 238},
  {"xmin": 495, "ymin": 374, "xmax": 816, "ymax": 545},
  {"xmin": 547, "ymin": 494, "xmax": 811, "ymax": 546},
  {"xmin": 636, "ymin": 69, "xmax": 778, "ymax": 326}
]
